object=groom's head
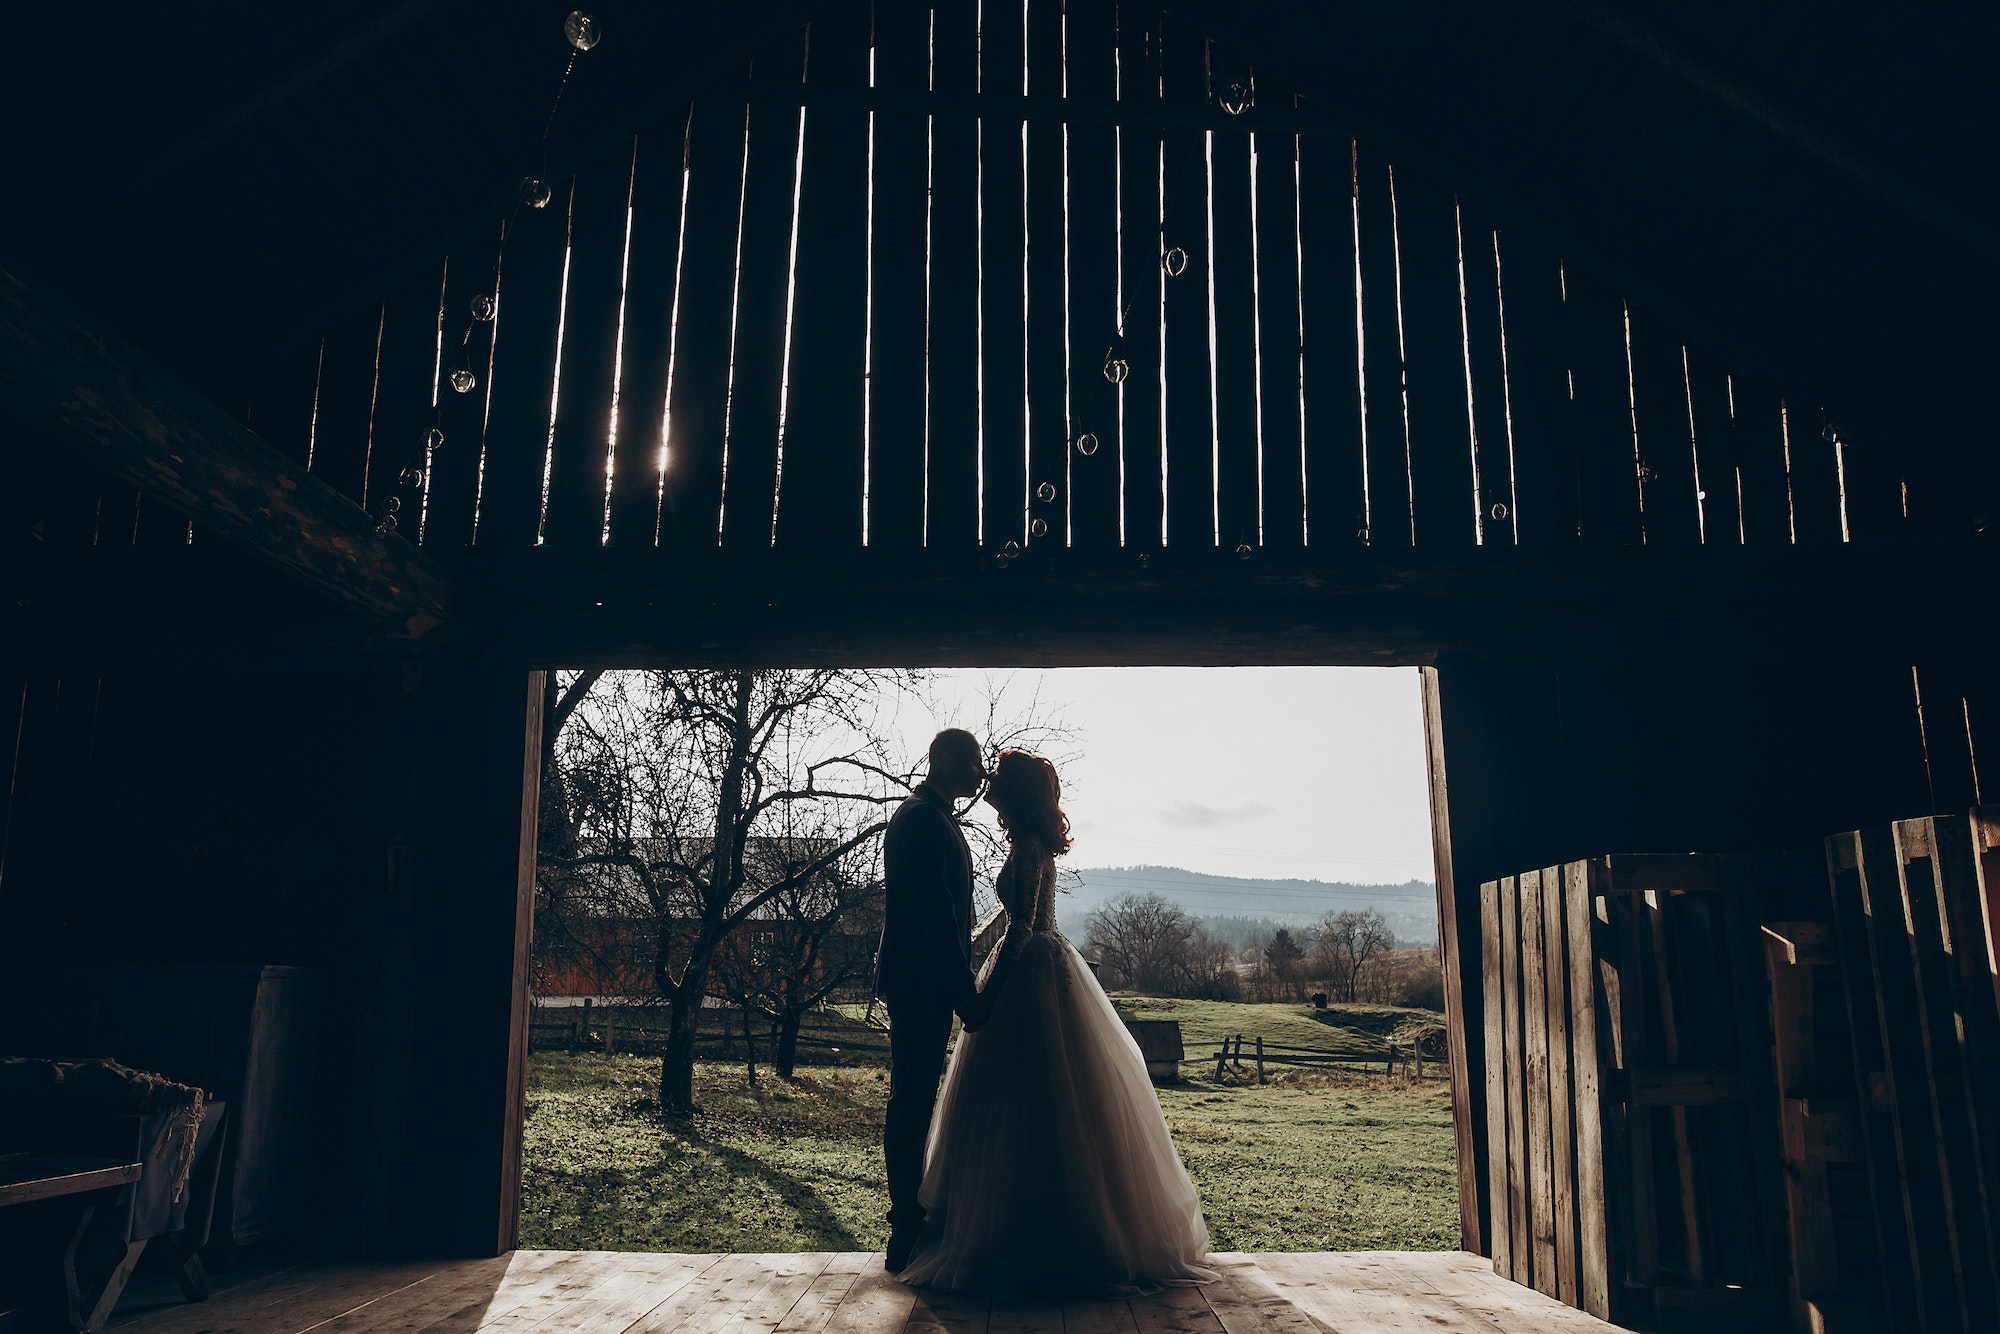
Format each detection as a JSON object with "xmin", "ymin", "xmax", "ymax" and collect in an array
[{"xmin": 927, "ymin": 728, "xmax": 986, "ymax": 800}]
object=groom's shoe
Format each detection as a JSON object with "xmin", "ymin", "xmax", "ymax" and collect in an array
[{"xmin": 885, "ymin": 1228, "xmax": 920, "ymax": 1273}]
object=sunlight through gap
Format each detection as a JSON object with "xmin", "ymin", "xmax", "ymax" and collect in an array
[
  {"xmin": 717, "ymin": 103, "xmax": 756, "ymax": 545},
  {"xmin": 1452, "ymin": 199, "xmax": 1484, "ymax": 545},
  {"xmin": 771, "ymin": 100, "xmax": 810, "ymax": 547},
  {"xmin": 534, "ymin": 184, "xmax": 576, "ymax": 546},
  {"xmin": 600, "ymin": 139, "xmax": 640, "ymax": 545},
  {"xmin": 654, "ymin": 110, "xmax": 695, "ymax": 546}
]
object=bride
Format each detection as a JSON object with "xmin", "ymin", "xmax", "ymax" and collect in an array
[{"xmin": 896, "ymin": 750, "xmax": 1216, "ymax": 1296}]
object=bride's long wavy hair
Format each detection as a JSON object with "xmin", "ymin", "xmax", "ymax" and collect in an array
[{"xmin": 987, "ymin": 749, "xmax": 1073, "ymax": 855}]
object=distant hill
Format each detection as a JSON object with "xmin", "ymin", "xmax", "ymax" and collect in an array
[{"xmin": 1056, "ymin": 864, "xmax": 1438, "ymax": 946}]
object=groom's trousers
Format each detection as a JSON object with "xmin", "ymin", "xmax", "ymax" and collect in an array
[{"xmin": 883, "ymin": 995, "xmax": 955, "ymax": 1233}]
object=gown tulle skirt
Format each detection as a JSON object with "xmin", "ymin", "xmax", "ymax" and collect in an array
[{"xmin": 896, "ymin": 932, "xmax": 1217, "ymax": 1296}]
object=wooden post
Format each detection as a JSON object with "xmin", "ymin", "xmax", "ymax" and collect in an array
[
  {"xmin": 580, "ymin": 996, "xmax": 592, "ymax": 1050},
  {"xmin": 1215, "ymin": 1040, "xmax": 1230, "ymax": 1081},
  {"xmin": 1255, "ymin": 1036, "xmax": 1265, "ymax": 1084},
  {"xmin": 603, "ymin": 1006, "xmax": 615, "ymax": 1055}
]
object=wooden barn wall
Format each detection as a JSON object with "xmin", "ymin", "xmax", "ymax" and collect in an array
[
  {"xmin": 1426, "ymin": 642, "xmax": 1998, "ymax": 1270},
  {"xmin": 0, "ymin": 664, "xmax": 544, "ymax": 1259}
]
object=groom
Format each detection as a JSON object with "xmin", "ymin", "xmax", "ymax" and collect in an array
[{"xmin": 875, "ymin": 728, "xmax": 991, "ymax": 1271}]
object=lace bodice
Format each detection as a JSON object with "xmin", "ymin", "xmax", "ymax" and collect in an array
[{"xmin": 995, "ymin": 835, "xmax": 1060, "ymax": 955}]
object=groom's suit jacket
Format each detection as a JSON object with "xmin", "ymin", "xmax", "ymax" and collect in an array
[{"xmin": 874, "ymin": 782, "xmax": 979, "ymax": 1012}]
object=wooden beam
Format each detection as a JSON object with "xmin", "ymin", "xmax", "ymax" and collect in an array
[{"xmin": 0, "ymin": 267, "xmax": 451, "ymax": 637}]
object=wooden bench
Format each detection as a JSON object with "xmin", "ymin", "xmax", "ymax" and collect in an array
[{"xmin": 0, "ymin": 1153, "xmax": 145, "ymax": 1334}]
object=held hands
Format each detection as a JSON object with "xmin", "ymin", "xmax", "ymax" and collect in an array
[{"xmin": 959, "ymin": 989, "xmax": 997, "ymax": 1033}]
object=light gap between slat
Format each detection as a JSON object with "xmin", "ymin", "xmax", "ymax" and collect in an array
[
  {"xmin": 600, "ymin": 137, "xmax": 640, "ymax": 545},
  {"xmin": 533, "ymin": 183, "xmax": 577, "ymax": 546},
  {"xmin": 717, "ymin": 102, "xmax": 756, "ymax": 546},
  {"xmin": 654, "ymin": 107, "xmax": 695, "ymax": 547}
]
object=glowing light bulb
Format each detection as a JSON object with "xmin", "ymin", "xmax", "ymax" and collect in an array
[
  {"xmin": 1235, "ymin": 542, "xmax": 1252, "ymax": 559},
  {"xmin": 521, "ymin": 177, "xmax": 553, "ymax": 209},
  {"xmin": 427, "ymin": 426, "xmax": 446, "ymax": 449},
  {"xmin": 1490, "ymin": 502, "xmax": 1509, "ymax": 521},
  {"xmin": 1030, "ymin": 517, "xmax": 1049, "ymax": 537},
  {"xmin": 381, "ymin": 495, "xmax": 402, "ymax": 515},
  {"xmin": 1036, "ymin": 482, "xmax": 1057, "ymax": 504},
  {"xmin": 1076, "ymin": 432, "xmax": 1100, "ymax": 457},
  {"xmin": 564, "ymin": 11, "xmax": 601, "ymax": 51},
  {"xmin": 1002, "ymin": 540, "xmax": 1021, "ymax": 557},
  {"xmin": 400, "ymin": 467, "xmax": 425, "ymax": 488},
  {"xmin": 450, "ymin": 369, "xmax": 476, "ymax": 394},
  {"xmin": 1162, "ymin": 247, "xmax": 1189, "ymax": 277},
  {"xmin": 470, "ymin": 293, "xmax": 496, "ymax": 322},
  {"xmin": 1102, "ymin": 358, "xmax": 1130, "ymax": 385},
  {"xmin": 1219, "ymin": 82, "xmax": 1253, "ymax": 115}
]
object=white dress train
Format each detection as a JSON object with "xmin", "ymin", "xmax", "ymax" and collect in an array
[{"xmin": 897, "ymin": 834, "xmax": 1216, "ymax": 1297}]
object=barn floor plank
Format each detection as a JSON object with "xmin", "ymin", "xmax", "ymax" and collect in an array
[{"xmin": 111, "ymin": 1253, "xmax": 1620, "ymax": 1334}]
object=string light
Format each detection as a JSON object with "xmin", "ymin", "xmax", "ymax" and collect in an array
[
  {"xmin": 1031, "ymin": 517, "xmax": 1049, "ymax": 537},
  {"xmin": 449, "ymin": 368, "xmax": 477, "ymax": 394},
  {"xmin": 470, "ymin": 293, "xmax": 496, "ymax": 321},
  {"xmin": 1163, "ymin": 246, "xmax": 1189, "ymax": 277},
  {"xmin": 1036, "ymin": 481, "xmax": 1057, "ymax": 503},
  {"xmin": 1076, "ymin": 432, "xmax": 1100, "ymax": 456},
  {"xmin": 564, "ymin": 11, "xmax": 602, "ymax": 52}
]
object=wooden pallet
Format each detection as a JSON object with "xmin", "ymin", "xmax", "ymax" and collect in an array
[
  {"xmin": 1825, "ymin": 813, "xmax": 2000, "ymax": 1334},
  {"xmin": 1481, "ymin": 855, "xmax": 1793, "ymax": 1329}
]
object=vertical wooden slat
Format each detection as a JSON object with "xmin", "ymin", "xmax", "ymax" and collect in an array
[
  {"xmin": 366, "ymin": 266, "xmax": 448, "ymax": 540},
  {"xmin": 1566, "ymin": 861, "xmax": 1611, "ymax": 1320},
  {"xmin": 604, "ymin": 126, "xmax": 690, "ymax": 547},
  {"xmin": 1607, "ymin": 886, "xmax": 1659, "ymax": 1285},
  {"xmin": 476, "ymin": 177, "xmax": 574, "ymax": 549},
  {"xmin": 1482, "ymin": 876, "xmax": 1513, "ymax": 1281},
  {"xmin": 1894, "ymin": 818, "xmax": 2000, "ymax": 1328},
  {"xmin": 656, "ymin": 100, "xmax": 748, "ymax": 548},
  {"xmin": 925, "ymin": 3, "xmax": 980, "ymax": 550},
  {"xmin": 308, "ymin": 302, "xmax": 389, "ymax": 510},
  {"xmin": 1623, "ymin": 312, "xmax": 1702, "ymax": 547},
  {"xmin": 721, "ymin": 53, "xmax": 808, "ymax": 548},
  {"xmin": 1971, "ymin": 809, "xmax": 2000, "ymax": 1052},
  {"xmin": 1349, "ymin": 144, "xmax": 1410, "ymax": 549},
  {"xmin": 1781, "ymin": 398, "xmax": 1844, "ymax": 546},
  {"xmin": 865, "ymin": 2, "xmax": 930, "ymax": 552},
  {"xmin": 1061, "ymin": 0, "xmax": 1119, "ymax": 551},
  {"xmin": 537, "ymin": 158, "xmax": 634, "ymax": 548},
  {"xmin": 1678, "ymin": 344, "xmax": 1739, "ymax": 547},
  {"xmin": 1844, "ymin": 828, "xmax": 1962, "ymax": 1333},
  {"xmin": 1388, "ymin": 162, "xmax": 1476, "ymax": 552},
  {"xmin": 1519, "ymin": 867, "xmax": 1558, "ymax": 1296},
  {"xmin": 1558, "ymin": 270, "xmax": 1640, "ymax": 549},
  {"xmin": 1294, "ymin": 127, "xmax": 1364, "ymax": 553},
  {"xmin": 776, "ymin": 16, "xmax": 870, "ymax": 553},
  {"xmin": 1453, "ymin": 203, "xmax": 1515, "ymax": 547},
  {"xmin": 1022, "ymin": 0, "xmax": 1068, "ymax": 551},
  {"xmin": 1114, "ymin": 16, "xmax": 1163, "ymax": 550},
  {"xmin": 1826, "ymin": 831, "xmax": 1923, "ymax": 1329},
  {"xmin": 978, "ymin": 2, "xmax": 1028, "ymax": 550},
  {"xmin": 1542, "ymin": 861, "xmax": 1581, "ymax": 1307},
  {"xmin": 424, "ymin": 232, "xmax": 500, "ymax": 549},
  {"xmin": 1206, "ymin": 120, "xmax": 1260, "ymax": 554},
  {"xmin": 1725, "ymin": 375, "xmax": 1794, "ymax": 548},
  {"xmin": 1645, "ymin": 891, "xmax": 1707, "ymax": 1285},
  {"xmin": 1499, "ymin": 871, "xmax": 1530, "ymax": 1283},
  {"xmin": 1158, "ymin": 25, "xmax": 1212, "ymax": 550},
  {"xmin": 1714, "ymin": 866, "xmax": 1789, "ymax": 1293},
  {"xmin": 1487, "ymin": 234, "xmax": 1574, "ymax": 547},
  {"xmin": 1249, "ymin": 123, "xmax": 1304, "ymax": 552}
]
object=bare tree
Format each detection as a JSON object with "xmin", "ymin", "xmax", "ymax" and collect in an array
[
  {"xmin": 545, "ymin": 670, "xmax": 912, "ymax": 1112},
  {"xmin": 711, "ymin": 832, "xmax": 885, "ymax": 1078},
  {"xmin": 1312, "ymin": 908, "xmax": 1395, "ymax": 1003}
]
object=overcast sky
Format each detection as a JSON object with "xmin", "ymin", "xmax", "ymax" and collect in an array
[{"xmin": 888, "ymin": 667, "xmax": 1435, "ymax": 886}]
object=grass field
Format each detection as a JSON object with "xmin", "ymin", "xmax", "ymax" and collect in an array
[{"xmin": 520, "ymin": 999, "xmax": 1457, "ymax": 1254}]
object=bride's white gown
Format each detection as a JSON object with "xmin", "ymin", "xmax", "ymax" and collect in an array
[{"xmin": 897, "ymin": 833, "xmax": 1216, "ymax": 1296}]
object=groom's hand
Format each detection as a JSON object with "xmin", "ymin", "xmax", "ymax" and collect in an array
[{"xmin": 959, "ymin": 992, "xmax": 994, "ymax": 1032}]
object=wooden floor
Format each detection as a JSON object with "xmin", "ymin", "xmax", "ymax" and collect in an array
[{"xmin": 107, "ymin": 1250, "xmax": 1622, "ymax": 1334}]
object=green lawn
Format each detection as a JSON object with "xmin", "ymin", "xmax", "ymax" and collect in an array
[{"xmin": 521, "ymin": 1000, "xmax": 1457, "ymax": 1254}]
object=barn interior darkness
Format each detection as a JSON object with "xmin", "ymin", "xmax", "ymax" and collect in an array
[{"xmin": 3, "ymin": 3, "xmax": 1999, "ymax": 1331}]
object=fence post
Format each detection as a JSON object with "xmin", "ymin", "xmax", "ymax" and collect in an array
[
  {"xmin": 579, "ymin": 997, "xmax": 592, "ymax": 1051},
  {"xmin": 1233, "ymin": 1035, "xmax": 1246, "ymax": 1071},
  {"xmin": 1214, "ymin": 1040, "xmax": 1229, "ymax": 1080},
  {"xmin": 1416, "ymin": 1039, "xmax": 1424, "ymax": 1081},
  {"xmin": 604, "ymin": 1007, "xmax": 615, "ymax": 1055},
  {"xmin": 1255, "ymin": 1035, "xmax": 1265, "ymax": 1084},
  {"xmin": 1386, "ymin": 1043, "xmax": 1396, "ymax": 1078}
]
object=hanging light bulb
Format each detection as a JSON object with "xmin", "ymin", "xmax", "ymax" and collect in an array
[
  {"xmin": 470, "ymin": 293, "xmax": 496, "ymax": 322},
  {"xmin": 1102, "ymin": 358, "xmax": 1130, "ymax": 385},
  {"xmin": 427, "ymin": 426, "xmax": 446, "ymax": 449},
  {"xmin": 1219, "ymin": 81, "xmax": 1254, "ymax": 116},
  {"xmin": 1356, "ymin": 526, "xmax": 1370, "ymax": 543},
  {"xmin": 450, "ymin": 369, "xmax": 477, "ymax": 394},
  {"xmin": 380, "ymin": 495, "xmax": 402, "ymax": 515},
  {"xmin": 1036, "ymin": 482, "xmax": 1057, "ymax": 503},
  {"xmin": 1076, "ymin": 432, "xmax": 1100, "ymax": 457},
  {"xmin": 1001, "ymin": 539, "xmax": 1021, "ymax": 557},
  {"xmin": 1162, "ymin": 247, "xmax": 1189, "ymax": 277},
  {"xmin": 375, "ymin": 514, "xmax": 398, "ymax": 535},
  {"xmin": 1490, "ymin": 502, "xmax": 1509, "ymax": 521},
  {"xmin": 1234, "ymin": 542, "xmax": 1253, "ymax": 559},
  {"xmin": 400, "ymin": 467, "xmax": 426, "ymax": 489},
  {"xmin": 521, "ymin": 177, "xmax": 553, "ymax": 209},
  {"xmin": 1030, "ymin": 517, "xmax": 1049, "ymax": 537},
  {"xmin": 564, "ymin": 11, "xmax": 602, "ymax": 51}
]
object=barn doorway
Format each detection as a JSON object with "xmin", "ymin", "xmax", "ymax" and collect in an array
[{"xmin": 518, "ymin": 665, "xmax": 1453, "ymax": 1254}]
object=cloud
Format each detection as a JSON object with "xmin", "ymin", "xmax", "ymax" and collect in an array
[{"xmin": 1158, "ymin": 798, "xmax": 1276, "ymax": 829}]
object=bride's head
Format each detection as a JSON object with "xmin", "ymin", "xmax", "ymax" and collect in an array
[{"xmin": 983, "ymin": 749, "xmax": 1072, "ymax": 854}]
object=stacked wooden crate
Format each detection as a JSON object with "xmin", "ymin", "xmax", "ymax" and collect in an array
[{"xmin": 1481, "ymin": 856, "xmax": 1791, "ymax": 1329}]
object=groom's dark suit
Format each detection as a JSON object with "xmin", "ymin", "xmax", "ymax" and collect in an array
[{"xmin": 875, "ymin": 780, "xmax": 980, "ymax": 1242}]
